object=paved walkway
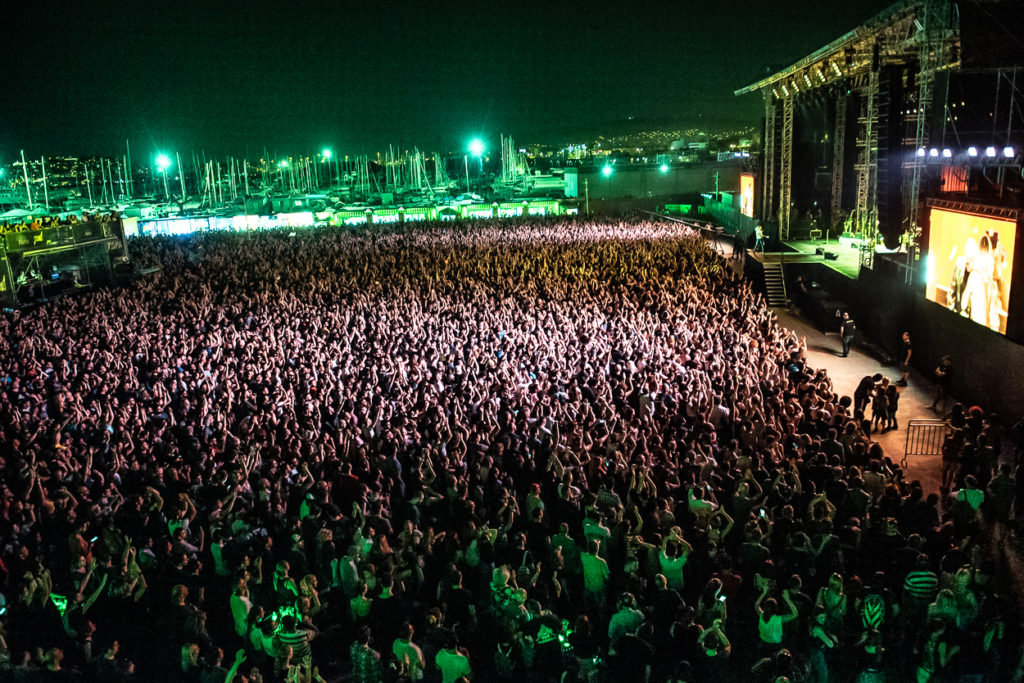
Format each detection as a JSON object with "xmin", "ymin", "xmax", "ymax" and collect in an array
[{"xmin": 773, "ymin": 307, "xmax": 946, "ymax": 494}]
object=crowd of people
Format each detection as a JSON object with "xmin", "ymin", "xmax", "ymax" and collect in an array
[
  {"xmin": 0, "ymin": 217, "xmax": 1021, "ymax": 683},
  {"xmin": 0, "ymin": 212, "xmax": 118, "ymax": 235}
]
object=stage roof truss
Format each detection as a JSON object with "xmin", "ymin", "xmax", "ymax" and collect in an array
[{"xmin": 735, "ymin": 0, "xmax": 960, "ymax": 100}]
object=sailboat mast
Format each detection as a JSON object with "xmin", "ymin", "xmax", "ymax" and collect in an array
[
  {"xmin": 125, "ymin": 139, "xmax": 133, "ymax": 198},
  {"xmin": 176, "ymin": 152, "xmax": 185, "ymax": 200},
  {"xmin": 83, "ymin": 162, "xmax": 93, "ymax": 206},
  {"xmin": 40, "ymin": 157, "xmax": 50, "ymax": 210}
]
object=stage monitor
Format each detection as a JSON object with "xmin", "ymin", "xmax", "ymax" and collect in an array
[
  {"xmin": 927, "ymin": 207, "xmax": 1015, "ymax": 335},
  {"xmin": 740, "ymin": 173, "xmax": 755, "ymax": 218}
]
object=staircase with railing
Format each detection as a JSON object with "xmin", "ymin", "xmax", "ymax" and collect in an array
[{"xmin": 762, "ymin": 261, "xmax": 789, "ymax": 307}]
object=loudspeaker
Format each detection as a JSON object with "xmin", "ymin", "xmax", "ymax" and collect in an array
[
  {"xmin": 815, "ymin": 247, "xmax": 825, "ymax": 255},
  {"xmin": 824, "ymin": 251, "xmax": 839, "ymax": 261}
]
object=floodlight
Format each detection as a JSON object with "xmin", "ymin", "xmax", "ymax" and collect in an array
[
  {"xmin": 942, "ymin": 149, "xmax": 952, "ymax": 158},
  {"xmin": 659, "ymin": 164, "xmax": 669, "ymax": 173},
  {"xmin": 322, "ymin": 149, "xmax": 333, "ymax": 159},
  {"xmin": 601, "ymin": 166, "xmax": 613, "ymax": 177},
  {"xmin": 985, "ymin": 147, "xmax": 997, "ymax": 157},
  {"xmin": 1004, "ymin": 146, "xmax": 1015, "ymax": 158},
  {"xmin": 468, "ymin": 138, "xmax": 485, "ymax": 156},
  {"xmin": 967, "ymin": 146, "xmax": 978, "ymax": 157},
  {"xmin": 156, "ymin": 154, "xmax": 172, "ymax": 171},
  {"xmin": 928, "ymin": 148, "xmax": 939, "ymax": 158},
  {"xmin": 916, "ymin": 148, "xmax": 926, "ymax": 158}
]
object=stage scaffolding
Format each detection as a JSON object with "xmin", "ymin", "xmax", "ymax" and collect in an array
[{"xmin": 736, "ymin": 0, "xmax": 961, "ymax": 272}]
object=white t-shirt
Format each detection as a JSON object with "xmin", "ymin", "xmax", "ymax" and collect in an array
[{"xmin": 436, "ymin": 648, "xmax": 471, "ymax": 683}]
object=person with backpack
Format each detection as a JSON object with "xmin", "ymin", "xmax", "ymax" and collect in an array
[{"xmin": 858, "ymin": 572, "xmax": 897, "ymax": 638}]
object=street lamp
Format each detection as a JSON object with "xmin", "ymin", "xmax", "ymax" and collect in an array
[
  {"xmin": 278, "ymin": 159, "xmax": 290, "ymax": 191},
  {"xmin": 322, "ymin": 148, "xmax": 339, "ymax": 189},
  {"xmin": 156, "ymin": 153, "xmax": 172, "ymax": 200},
  {"xmin": 466, "ymin": 138, "xmax": 485, "ymax": 193}
]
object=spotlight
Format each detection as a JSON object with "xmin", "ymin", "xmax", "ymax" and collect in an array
[
  {"xmin": 942, "ymin": 149, "xmax": 952, "ymax": 158},
  {"xmin": 967, "ymin": 146, "xmax": 978, "ymax": 157},
  {"xmin": 985, "ymin": 146, "xmax": 997, "ymax": 157},
  {"xmin": 916, "ymin": 148, "xmax": 926, "ymax": 158},
  {"xmin": 1004, "ymin": 146, "xmax": 1015, "ymax": 158},
  {"xmin": 929, "ymin": 148, "xmax": 939, "ymax": 158}
]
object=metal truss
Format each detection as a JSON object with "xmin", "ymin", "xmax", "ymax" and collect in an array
[
  {"xmin": 763, "ymin": 94, "xmax": 776, "ymax": 222},
  {"xmin": 831, "ymin": 94, "xmax": 847, "ymax": 233},
  {"xmin": 779, "ymin": 96, "xmax": 795, "ymax": 240}
]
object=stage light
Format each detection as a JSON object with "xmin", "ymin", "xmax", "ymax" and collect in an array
[
  {"xmin": 322, "ymin": 148, "xmax": 332, "ymax": 159},
  {"xmin": 929, "ymin": 148, "xmax": 939, "ymax": 158},
  {"xmin": 659, "ymin": 164, "xmax": 669, "ymax": 173},
  {"xmin": 1004, "ymin": 146, "xmax": 1015, "ymax": 158},
  {"xmin": 967, "ymin": 146, "xmax": 978, "ymax": 157},
  {"xmin": 156, "ymin": 153, "xmax": 171, "ymax": 170},
  {"xmin": 279, "ymin": 160, "xmax": 290, "ymax": 168},
  {"xmin": 916, "ymin": 148, "xmax": 926, "ymax": 157},
  {"xmin": 942, "ymin": 149, "xmax": 952, "ymax": 158},
  {"xmin": 601, "ymin": 165, "xmax": 612, "ymax": 177},
  {"xmin": 985, "ymin": 147, "xmax": 997, "ymax": 157},
  {"xmin": 468, "ymin": 138, "xmax": 485, "ymax": 156}
]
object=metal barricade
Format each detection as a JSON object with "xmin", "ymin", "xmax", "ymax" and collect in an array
[{"xmin": 902, "ymin": 419, "xmax": 948, "ymax": 468}]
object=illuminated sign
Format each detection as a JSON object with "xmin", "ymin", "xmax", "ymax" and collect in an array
[{"xmin": 927, "ymin": 207, "xmax": 1015, "ymax": 334}]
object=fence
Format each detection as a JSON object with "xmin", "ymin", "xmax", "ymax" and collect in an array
[{"xmin": 902, "ymin": 419, "xmax": 949, "ymax": 468}]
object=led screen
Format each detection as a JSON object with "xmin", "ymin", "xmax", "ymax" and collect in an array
[
  {"xmin": 740, "ymin": 174, "xmax": 755, "ymax": 218},
  {"xmin": 927, "ymin": 207, "xmax": 1015, "ymax": 334}
]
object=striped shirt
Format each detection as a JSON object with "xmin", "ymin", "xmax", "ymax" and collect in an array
[
  {"xmin": 276, "ymin": 627, "xmax": 312, "ymax": 662},
  {"xmin": 903, "ymin": 570, "xmax": 939, "ymax": 603}
]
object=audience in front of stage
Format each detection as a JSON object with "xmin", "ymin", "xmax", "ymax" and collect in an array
[{"xmin": 0, "ymin": 217, "xmax": 1018, "ymax": 682}]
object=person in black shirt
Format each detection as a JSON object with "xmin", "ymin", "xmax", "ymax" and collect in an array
[
  {"xmin": 839, "ymin": 312, "xmax": 856, "ymax": 357},
  {"xmin": 898, "ymin": 332, "xmax": 912, "ymax": 386},
  {"xmin": 930, "ymin": 355, "xmax": 953, "ymax": 413}
]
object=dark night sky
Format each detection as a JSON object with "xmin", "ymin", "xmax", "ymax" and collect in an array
[{"xmin": 0, "ymin": 0, "xmax": 895, "ymax": 158}]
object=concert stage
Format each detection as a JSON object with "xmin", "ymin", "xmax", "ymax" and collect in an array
[{"xmin": 749, "ymin": 239, "xmax": 863, "ymax": 280}]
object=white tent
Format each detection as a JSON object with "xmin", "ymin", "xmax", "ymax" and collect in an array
[{"xmin": 0, "ymin": 208, "xmax": 35, "ymax": 220}]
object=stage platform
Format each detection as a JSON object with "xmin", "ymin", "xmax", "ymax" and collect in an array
[{"xmin": 749, "ymin": 239, "xmax": 863, "ymax": 280}]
